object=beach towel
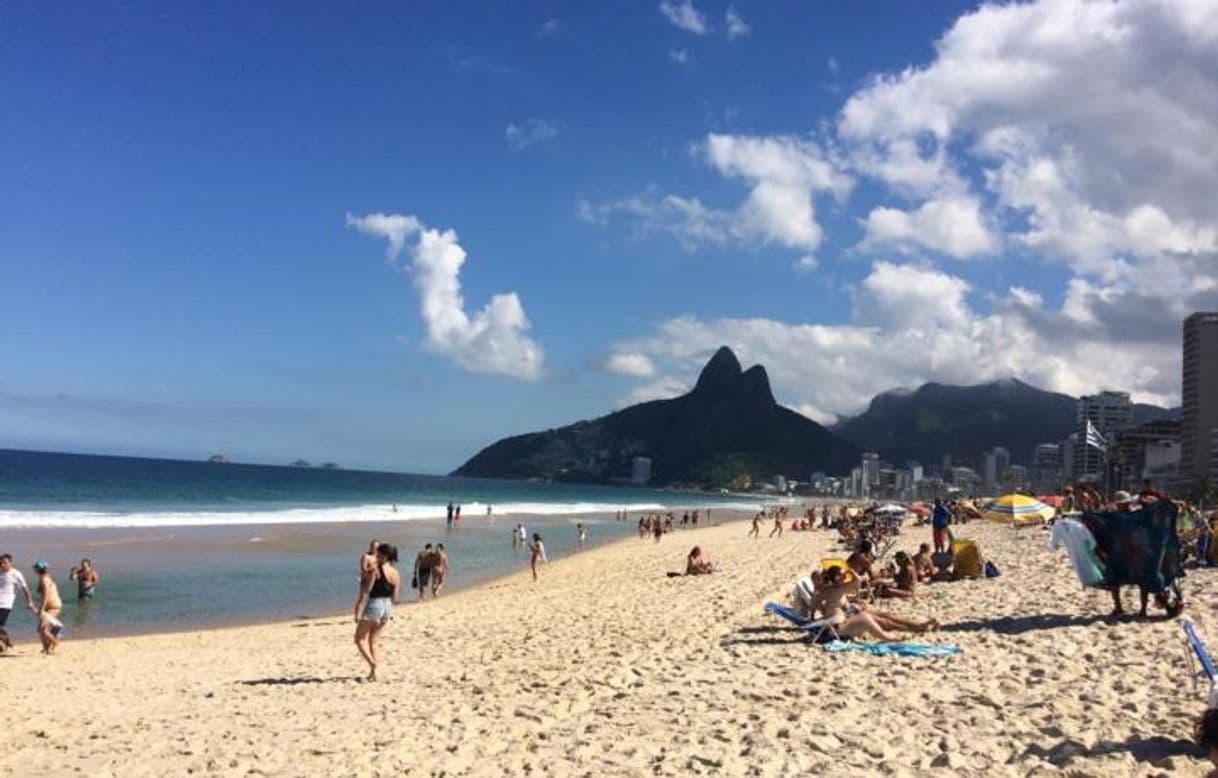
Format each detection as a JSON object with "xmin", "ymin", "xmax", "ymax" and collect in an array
[
  {"xmin": 1080, "ymin": 500, "xmax": 1183, "ymax": 593},
  {"xmin": 822, "ymin": 641, "xmax": 960, "ymax": 658}
]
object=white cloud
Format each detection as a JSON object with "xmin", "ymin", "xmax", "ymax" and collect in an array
[
  {"xmin": 534, "ymin": 18, "xmax": 564, "ymax": 38},
  {"xmin": 608, "ymin": 258, "xmax": 1212, "ymax": 421},
  {"xmin": 725, "ymin": 6, "xmax": 750, "ymax": 39},
  {"xmin": 838, "ymin": 0, "xmax": 1218, "ymax": 279},
  {"xmin": 582, "ymin": 135, "xmax": 852, "ymax": 252},
  {"xmin": 860, "ymin": 196, "xmax": 997, "ymax": 259},
  {"xmin": 659, "ymin": 0, "xmax": 708, "ymax": 35},
  {"xmin": 601, "ymin": 352, "xmax": 657, "ymax": 378},
  {"xmin": 792, "ymin": 255, "xmax": 818, "ymax": 273},
  {"xmin": 668, "ymin": 48, "xmax": 691, "ymax": 65},
  {"xmin": 504, "ymin": 119, "xmax": 560, "ymax": 151},
  {"xmin": 347, "ymin": 212, "xmax": 544, "ymax": 380}
]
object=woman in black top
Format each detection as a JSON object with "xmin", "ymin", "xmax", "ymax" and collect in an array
[{"xmin": 354, "ymin": 543, "xmax": 400, "ymax": 681}]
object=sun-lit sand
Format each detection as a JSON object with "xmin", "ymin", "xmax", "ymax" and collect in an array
[{"xmin": 2, "ymin": 516, "xmax": 1212, "ymax": 776}]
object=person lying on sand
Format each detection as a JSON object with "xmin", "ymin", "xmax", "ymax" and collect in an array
[
  {"xmin": 813, "ymin": 567, "xmax": 937, "ymax": 641},
  {"xmin": 912, "ymin": 543, "xmax": 938, "ymax": 583},
  {"xmin": 685, "ymin": 546, "xmax": 715, "ymax": 575}
]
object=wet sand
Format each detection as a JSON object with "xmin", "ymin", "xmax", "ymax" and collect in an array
[{"xmin": 1, "ymin": 517, "xmax": 1212, "ymax": 776}]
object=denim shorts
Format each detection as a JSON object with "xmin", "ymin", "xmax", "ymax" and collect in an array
[{"xmin": 362, "ymin": 597, "xmax": 393, "ymax": 624}]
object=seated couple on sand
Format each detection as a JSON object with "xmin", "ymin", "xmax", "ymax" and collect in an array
[
  {"xmin": 798, "ymin": 566, "xmax": 939, "ymax": 642},
  {"xmin": 844, "ymin": 541, "xmax": 918, "ymax": 599}
]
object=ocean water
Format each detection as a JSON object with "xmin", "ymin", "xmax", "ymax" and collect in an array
[{"xmin": 0, "ymin": 450, "xmax": 760, "ymax": 639}]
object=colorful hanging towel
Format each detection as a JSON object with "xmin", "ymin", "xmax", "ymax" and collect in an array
[{"xmin": 822, "ymin": 641, "xmax": 961, "ymax": 658}]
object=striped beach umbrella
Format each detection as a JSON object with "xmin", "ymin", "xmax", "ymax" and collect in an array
[{"xmin": 981, "ymin": 494, "xmax": 1054, "ymax": 525}]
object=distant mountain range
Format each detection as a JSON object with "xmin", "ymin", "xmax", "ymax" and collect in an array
[
  {"xmin": 832, "ymin": 378, "xmax": 1179, "ymax": 466},
  {"xmin": 453, "ymin": 347, "xmax": 859, "ymax": 487},
  {"xmin": 454, "ymin": 352, "xmax": 1180, "ymax": 486}
]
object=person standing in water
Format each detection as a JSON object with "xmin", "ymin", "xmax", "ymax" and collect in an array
[
  {"xmin": 354, "ymin": 543, "xmax": 399, "ymax": 682},
  {"xmin": 454, "ymin": 505, "xmax": 461, "ymax": 524},
  {"xmin": 431, "ymin": 543, "xmax": 449, "ymax": 597},
  {"xmin": 446, "ymin": 502, "xmax": 454, "ymax": 528},
  {"xmin": 69, "ymin": 559, "xmax": 99, "ymax": 599},
  {"xmin": 530, "ymin": 533, "xmax": 547, "ymax": 581},
  {"xmin": 413, "ymin": 543, "xmax": 434, "ymax": 601},
  {"xmin": 576, "ymin": 523, "xmax": 587, "ymax": 548},
  {"xmin": 514, "ymin": 524, "xmax": 527, "ymax": 551}
]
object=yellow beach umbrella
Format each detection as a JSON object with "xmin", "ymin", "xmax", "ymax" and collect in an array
[{"xmin": 981, "ymin": 493, "xmax": 1054, "ymax": 525}]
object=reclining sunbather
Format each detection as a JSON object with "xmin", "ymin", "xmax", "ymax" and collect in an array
[{"xmin": 813, "ymin": 567, "xmax": 937, "ymax": 641}]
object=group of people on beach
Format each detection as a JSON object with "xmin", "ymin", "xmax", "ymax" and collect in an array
[{"xmin": 0, "ymin": 553, "xmax": 98, "ymax": 655}]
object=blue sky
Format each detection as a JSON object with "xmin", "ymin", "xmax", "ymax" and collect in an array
[{"xmin": 3, "ymin": 1, "xmax": 1216, "ymax": 472}]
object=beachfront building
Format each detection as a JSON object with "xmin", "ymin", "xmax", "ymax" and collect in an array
[
  {"xmin": 950, "ymin": 466, "xmax": 980, "ymax": 493},
  {"xmin": 1110, "ymin": 419, "xmax": 1182, "ymax": 492},
  {"xmin": 1074, "ymin": 390, "xmax": 1133, "ymax": 482},
  {"xmin": 982, "ymin": 446, "xmax": 1010, "ymax": 492},
  {"xmin": 861, "ymin": 451, "xmax": 880, "ymax": 495},
  {"xmin": 1006, "ymin": 464, "xmax": 1029, "ymax": 492},
  {"xmin": 630, "ymin": 456, "xmax": 652, "ymax": 486},
  {"xmin": 1181, "ymin": 312, "xmax": 1218, "ymax": 490},
  {"xmin": 1031, "ymin": 443, "xmax": 1061, "ymax": 494}
]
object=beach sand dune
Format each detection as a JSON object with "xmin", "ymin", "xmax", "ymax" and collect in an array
[{"xmin": 2, "ymin": 518, "xmax": 1212, "ymax": 776}]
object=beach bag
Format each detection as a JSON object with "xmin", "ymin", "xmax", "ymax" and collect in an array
[
  {"xmin": 984, "ymin": 560, "xmax": 1001, "ymax": 578},
  {"xmin": 411, "ymin": 574, "xmax": 419, "ymax": 590}
]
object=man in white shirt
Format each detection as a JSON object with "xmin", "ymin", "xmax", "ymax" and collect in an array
[{"xmin": 0, "ymin": 553, "xmax": 36, "ymax": 627}]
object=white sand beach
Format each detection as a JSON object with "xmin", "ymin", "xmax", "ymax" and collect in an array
[{"xmin": 1, "ymin": 517, "xmax": 1213, "ymax": 776}]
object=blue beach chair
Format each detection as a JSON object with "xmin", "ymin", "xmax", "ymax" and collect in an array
[
  {"xmin": 763, "ymin": 601, "xmax": 841, "ymax": 644},
  {"xmin": 1183, "ymin": 620, "xmax": 1217, "ymax": 683},
  {"xmin": 1182, "ymin": 619, "xmax": 1218, "ymax": 702}
]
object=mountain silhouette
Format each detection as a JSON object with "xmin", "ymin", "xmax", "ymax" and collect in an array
[
  {"xmin": 452, "ymin": 346, "xmax": 859, "ymax": 487},
  {"xmin": 833, "ymin": 378, "xmax": 1178, "ymax": 464}
]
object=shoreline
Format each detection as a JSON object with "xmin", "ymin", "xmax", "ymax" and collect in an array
[
  {"xmin": 2, "ymin": 517, "xmax": 1213, "ymax": 775},
  {"xmin": 1, "ymin": 507, "xmax": 758, "ymax": 643}
]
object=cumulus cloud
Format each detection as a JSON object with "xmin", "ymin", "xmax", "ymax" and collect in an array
[
  {"xmin": 505, "ymin": 119, "xmax": 560, "ymax": 151},
  {"xmin": 659, "ymin": 0, "xmax": 708, "ymax": 35},
  {"xmin": 668, "ymin": 48, "xmax": 691, "ymax": 65},
  {"xmin": 609, "ymin": 259, "xmax": 1217, "ymax": 422},
  {"xmin": 860, "ymin": 196, "xmax": 997, "ymax": 259},
  {"xmin": 839, "ymin": 0, "xmax": 1218, "ymax": 276},
  {"xmin": 582, "ymin": 135, "xmax": 851, "ymax": 252},
  {"xmin": 725, "ymin": 7, "xmax": 750, "ymax": 39},
  {"xmin": 590, "ymin": 0, "xmax": 1218, "ymax": 418},
  {"xmin": 601, "ymin": 352, "xmax": 657, "ymax": 378},
  {"xmin": 347, "ymin": 212, "xmax": 544, "ymax": 380}
]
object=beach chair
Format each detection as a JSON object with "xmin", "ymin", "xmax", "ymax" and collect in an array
[
  {"xmin": 1182, "ymin": 619, "xmax": 1218, "ymax": 705},
  {"xmin": 763, "ymin": 601, "xmax": 841, "ymax": 644}
]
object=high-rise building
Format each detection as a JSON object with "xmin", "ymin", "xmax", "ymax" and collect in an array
[
  {"xmin": 1182, "ymin": 312, "xmax": 1218, "ymax": 489},
  {"xmin": 1031, "ymin": 443, "xmax": 1061, "ymax": 494},
  {"xmin": 1075, "ymin": 391, "xmax": 1132, "ymax": 481},
  {"xmin": 983, "ymin": 446, "xmax": 1010, "ymax": 490},
  {"xmin": 861, "ymin": 452, "xmax": 880, "ymax": 497}
]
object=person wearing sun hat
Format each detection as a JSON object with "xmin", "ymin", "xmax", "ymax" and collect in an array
[{"xmin": 32, "ymin": 560, "xmax": 65, "ymax": 654}]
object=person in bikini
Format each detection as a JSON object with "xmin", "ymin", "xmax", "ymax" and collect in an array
[
  {"xmin": 32, "ymin": 560, "xmax": 64, "ymax": 654},
  {"xmin": 812, "ymin": 567, "xmax": 937, "ymax": 640},
  {"xmin": 685, "ymin": 546, "xmax": 715, "ymax": 575},
  {"xmin": 912, "ymin": 543, "xmax": 939, "ymax": 583},
  {"xmin": 360, "ymin": 540, "xmax": 380, "ymax": 576}
]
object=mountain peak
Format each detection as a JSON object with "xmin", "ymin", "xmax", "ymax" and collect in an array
[{"xmin": 693, "ymin": 346, "xmax": 743, "ymax": 394}]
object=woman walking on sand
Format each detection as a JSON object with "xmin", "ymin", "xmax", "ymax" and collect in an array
[
  {"xmin": 354, "ymin": 543, "xmax": 399, "ymax": 681},
  {"xmin": 530, "ymin": 533, "xmax": 547, "ymax": 581}
]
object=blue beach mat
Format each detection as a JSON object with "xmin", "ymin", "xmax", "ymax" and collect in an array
[{"xmin": 823, "ymin": 640, "xmax": 960, "ymax": 658}]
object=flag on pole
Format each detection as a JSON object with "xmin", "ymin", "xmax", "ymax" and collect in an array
[{"xmin": 1084, "ymin": 419, "xmax": 1109, "ymax": 451}]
